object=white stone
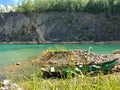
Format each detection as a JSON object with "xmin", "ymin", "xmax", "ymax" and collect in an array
[
  {"xmin": 50, "ymin": 67, "xmax": 55, "ymax": 72},
  {"xmin": 2, "ymin": 79, "xmax": 10, "ymax": 86}
]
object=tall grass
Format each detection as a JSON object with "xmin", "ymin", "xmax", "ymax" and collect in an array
[
  {"xmin": 17, "ymin": 73, "xmax": 120, "ymax": 90},
  {"xmin": 47, "ymin": 45, "xmax": 68, "ymax": 52},
  {"xmin": 17, "ymin": 0, "xmax": 120, "ymax": 14}
]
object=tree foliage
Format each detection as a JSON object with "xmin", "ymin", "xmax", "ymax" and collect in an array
[{"xmin": 16, "ymin": 0, "xmax": 120, "ymax": 14}]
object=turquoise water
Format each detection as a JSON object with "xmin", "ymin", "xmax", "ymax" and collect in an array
[{"xmin": 0, "ymin": 44, "xmax": 120, "ymax": 66}]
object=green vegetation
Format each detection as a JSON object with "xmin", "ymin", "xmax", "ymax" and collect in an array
[
  {"xmin": 47, "ymin": 45, "xmax": 68, "ymax": 52},
  {"xmin": 16, "ymin": 73, "xmax": 120, "ymax": 90},
  {"xmin": 17, "ymin": 0, "xmax": 120, "ymax": 14}
]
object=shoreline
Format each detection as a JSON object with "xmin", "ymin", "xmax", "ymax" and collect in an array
[
  {"xmin": 0, "ymin": 50, "xmax": 120, "ymax": 81},
  {"xmin": 0, "ymin": 57, "xmax": 39, "ymax": 81},
  {"xmin": 0, "ymin": 41, "xmax": 120, "ymax": 44}
]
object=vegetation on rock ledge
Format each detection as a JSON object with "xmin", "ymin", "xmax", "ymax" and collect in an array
[{"xmin": 17, "ymin": 0, "xmax": 120, "ymax": 14}]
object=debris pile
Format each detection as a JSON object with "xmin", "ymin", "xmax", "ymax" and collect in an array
[{"xmin": 39, "ymin": 50, "xmax": 116, "ymax": 66}]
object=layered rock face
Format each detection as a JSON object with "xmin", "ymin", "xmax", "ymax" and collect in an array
[{"xmin": 0, "ymin": 12, "xmax": 120, "ymax": 43}]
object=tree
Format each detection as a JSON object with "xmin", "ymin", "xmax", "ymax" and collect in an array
[
  {"xmin": 27, "ymin": 0, "xmax": 34, "ymax": 12},
  {"xmin": 108, "ymin": 0, "xmax": 114, "ymax": 14},
  {"xmin": 34, "ymin": 0, "xmax": 41, "ymax": 12},
  {"xmin": 16, "ymin": 0, "xmax": 27, "ymax": 12}
]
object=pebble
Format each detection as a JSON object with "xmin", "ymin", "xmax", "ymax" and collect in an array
[{"xmin": 15, "ymin": 62, "xmax": 21, "ymax": 65}]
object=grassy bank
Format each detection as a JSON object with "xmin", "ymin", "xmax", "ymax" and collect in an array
[
  {"xmin": 1, "ymin": 61, "xmax": 120, "ymax": 90},
  {"xmin": 16, "ymin": 73, "xmax": 120, "ymax": 90},
  {"xmin": 17, "ymin": 0, "xmax": 120, "ymax": 14}
]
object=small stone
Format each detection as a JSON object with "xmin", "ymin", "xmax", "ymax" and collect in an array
[{"xmin": 15, "ymin": 62, "xmax": 21, "ymax": 65}]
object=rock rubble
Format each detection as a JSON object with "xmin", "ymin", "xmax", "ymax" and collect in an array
[{"xmin": 39, "ymin": 50, "xmax": 116, "ymax": 66}]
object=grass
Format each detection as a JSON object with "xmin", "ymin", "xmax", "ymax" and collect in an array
[
  {"xmin": 47, "ymin": 45, "xmax": 68, "ymax": 52},
  {"xmin": 16, "ymin": 0, "xmax": 120, "ymax": 14},
  {"xmin": 16, "ymin": 72, "xmax": 120, "ymax": 90}
]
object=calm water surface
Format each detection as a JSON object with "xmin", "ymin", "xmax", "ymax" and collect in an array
[{"xmin": 0, "ymin": 44, "xmax": 120, "ymax": 66}]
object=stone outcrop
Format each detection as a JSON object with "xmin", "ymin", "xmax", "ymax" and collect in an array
[{"xmin": 0, "ymin": 12, "xmax": 120, "ymax": 43}]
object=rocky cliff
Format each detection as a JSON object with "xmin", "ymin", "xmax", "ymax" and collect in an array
[{"xmin": 0, "ymin": 12, "xmax": 120, "ymax": 43}]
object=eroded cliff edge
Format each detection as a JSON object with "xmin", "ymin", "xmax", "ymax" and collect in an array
[{"xmin": 0, "ymin": 12, "xmax": 120, "ymax": 43}]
